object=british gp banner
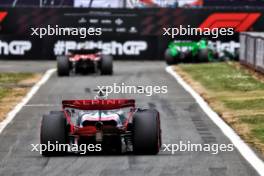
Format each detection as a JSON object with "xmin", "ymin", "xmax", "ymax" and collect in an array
[{"xmin": 0, "ymin": 7, "xmax": 263, "ymax": 59}]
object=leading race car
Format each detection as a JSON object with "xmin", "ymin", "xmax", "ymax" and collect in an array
[
  {"xmin": 164, "ymin": 39, "xmax": 217, "ymax": 65},
  {"xmin": 164, "ymin": 39, "xmax": 239, "ymax": 65},
  {"xmin": 57, "ymin": 49, "xmax": 113, "ymax": 76},
  {"xmin": 40, "ymin": 98, "xmax": 161, "ymax": 156}
]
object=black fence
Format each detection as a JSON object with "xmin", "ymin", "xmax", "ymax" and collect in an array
[
  {"xmin": 0, "ymin": 7, "xmax": 264, "ymax": 60},
  {"xmin": 240, "ymin": 32, "xmax": 264, "ymax": 73}
]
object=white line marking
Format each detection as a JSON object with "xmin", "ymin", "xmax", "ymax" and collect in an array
[
  {"xmin": 24, "ymin": 104, "xmax": 60, "ymax": 107},
  {"xmin": 166, "ymin": 66, "xmax": 264, "ymax": 176},
  {"xmin": 0, "ymin": 69, "xmax": 56, "ymax": 134}
]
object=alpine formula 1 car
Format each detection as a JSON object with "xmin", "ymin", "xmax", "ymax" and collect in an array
[
  {"xmin": 57, "ymin": 49, "xmax": 113, "ymax": 76},
  {"xmin": 40, "ymin": 99, "xmax": 161, "ymax": 156},
  {"xmin": 164, "ymin": 39, "xmax": 217, "ymax": 65}
]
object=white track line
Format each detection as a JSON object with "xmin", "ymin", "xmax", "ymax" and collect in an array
[
  {"xmin": 166, "ymin": 66, "xmax": 264, "ymax": 176},
  {"xmin": 0, "ymin": 69, "xmax": 56, "ymax": 134},
  {"xmin": 24, "ymin": 104, "xmax": 60, "ymax": 107}
]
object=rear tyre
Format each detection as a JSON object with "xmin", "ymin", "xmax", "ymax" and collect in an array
[
  {"xmin": 198, "ymin": 49, "xmax": 209, "ymax": 62},
  {"xmin": 133, "ymin": 109, "xmax": 161, "ymax": 155},
  {"xmin": 57, "ymin": 56, "xmax": 70, "ymax": 76},
  {"xmin": 40, "ymin": 114, "xmax": 67, "ymax": 156},
  {"xmin": 100, "ymin": 55, "xmax": 113, "ymax": 75},
  {"xmin": 234, "ymin": 48, "xmax": 239, "ymax": 61},
  {"xmin": 165, "ymin": 48, "xmax": 177, "ymax": 65}
]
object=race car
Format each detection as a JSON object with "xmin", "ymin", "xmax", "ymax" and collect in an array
[
  {"xmin": 57, "ymin": 49, "xmax": 113, "ymax": 76},
  {"xmin": 164, "ymin": 39, "xmax": 218, "ymax": 65},
  {"xmin": 40, "ymin": 98, "xmax": 161, "ymax": 156}
]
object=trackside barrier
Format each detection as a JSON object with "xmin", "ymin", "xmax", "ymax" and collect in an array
[
  {"xmin": 0, "ymin": 7, "xmax": 264, "ymax": 60},
  {"xmin": 240, "ymin": 32, "xmax": 264, "ymax": 73}
]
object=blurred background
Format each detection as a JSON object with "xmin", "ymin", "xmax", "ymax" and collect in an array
[{"xmin": 0, "ymin": 0, "xmax": 263, "ymax": 62}]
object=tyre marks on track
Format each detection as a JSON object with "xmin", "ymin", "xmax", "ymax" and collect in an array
[
  {"xmin": 190, "ymin": 114, "xmax": 217, "ymax": 144},
  {"xmin": 185, "ymin": 104, "xmax": 217, "ymax": 143}
]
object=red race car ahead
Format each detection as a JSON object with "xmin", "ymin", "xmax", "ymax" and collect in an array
[
  {"xmin": 40, "ymin": 98, "xmax": 161, "ymax": 156},
  {"xmin": 57, "ymin": 49, "xmax": 113, "ymax": 76}
]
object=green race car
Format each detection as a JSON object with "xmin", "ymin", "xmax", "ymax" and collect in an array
[{"xmin": 164, "ymin": 39, "xmax": 218, "ymax": 65}]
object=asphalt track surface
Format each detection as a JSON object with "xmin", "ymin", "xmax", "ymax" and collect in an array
[
  {"xmin": 0, "ymin": 60, "xmax": 54, "ymax": 73},
  {"xmin": 0, "ymin": 61, "xmax": 260, "ymax": 176}
]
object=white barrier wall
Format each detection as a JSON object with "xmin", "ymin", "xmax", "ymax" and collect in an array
[{"xmin": 240, "ymin": 32, "xmax": 264, "ymax": 73}]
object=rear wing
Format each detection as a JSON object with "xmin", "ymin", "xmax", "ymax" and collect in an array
[
  {"xmin": 62, "ymin": 99, "xmax": 135, "ymax": 110},
  {"xmin": 68, "ymin": 49, "xmax": 101, "ymax": 55}
]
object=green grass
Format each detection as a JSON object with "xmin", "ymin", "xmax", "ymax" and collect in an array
[
  {"xmin": 180, "ymin": 63, "xmax": 264, "ymax": 92},
  {"xmin": 0, "ymin": 73, "xmax": 34, "ymax": 100},
  {"xmin": 252, "ymin": 128, "xmax": 264, "ymax": 143},
  {"xmin": 224, "ymin": 99, "xmax": 264, "ymax": 110},
  {"xmin": 241, "ymin": 115, "xmax": 264, "ymax": 124},
  {"xmin": 179, "ymin": 62, "xmax": 264, "ymax": 148},
  {"xmin": 0, "ymin": 73, "xmax": 33, "ymax": 84},
  {"xmin": 0, "ymin": 87, "xmax": 9, "ymax": 99},
  {"xmin": 241, "ymin": 115, "xmax": 264, "ymax": 143}
]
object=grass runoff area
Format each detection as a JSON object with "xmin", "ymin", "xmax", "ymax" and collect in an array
[
  {"xmin": 0, "ymin": 73, "xmax": 40, "ymax": 122},
  {"xmin": 174, "ymin": 62, "xmax": 264, "ymax": 155}
]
